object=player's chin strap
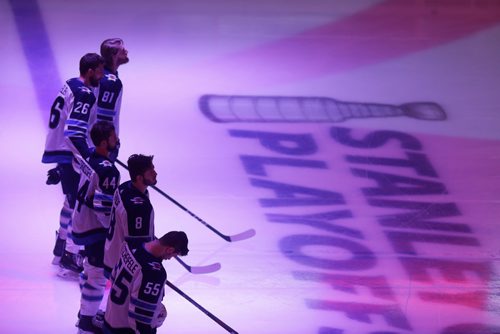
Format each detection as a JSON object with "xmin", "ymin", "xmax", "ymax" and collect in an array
[
  {"xmin": 115, "ymin": 159, "xmax": 256, "ymax": 242},
  {"xmin": 166, "ymin": 280, "xmax": 239, "ymax": 334}
]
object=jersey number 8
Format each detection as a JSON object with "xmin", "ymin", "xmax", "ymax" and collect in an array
[{"xmin": 135, "ymin": 217, "xmax": 143, "ymax": 229}]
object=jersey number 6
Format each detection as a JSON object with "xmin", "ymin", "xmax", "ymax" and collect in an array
[{"xmin": 49, "ymin": 96, "xmax": 64, "ymax": 129}]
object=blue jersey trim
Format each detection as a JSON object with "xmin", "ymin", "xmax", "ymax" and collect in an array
[
  {"xmin": 42, "ymin": 153, "xmax": 73, "ymax": 164},
  {"xmin": 128, "ymin": 311, "xmax": 152, "ymax": 324},
  {"xmin": 72, "ymin": 229, "xmax": 107, "ymax": 245},
  {"xmin": 82, "ymin": 293, "xmax": 104, "ymax": 302},
  {"xmin": 131, "ymin": 297, "xmax": 157, "ymax": 311},
  {"xmin": 97, "ymin": 107, "xmax": 116, "ymax": 117}
]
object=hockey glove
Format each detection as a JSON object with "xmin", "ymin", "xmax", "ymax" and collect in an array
[
  {"xmin": 152, "ymin": 303, "xmax": 167, "ymax": 328},
  {"xmin": 46, "ymin": 166, "xmax": 61, "ymax": 185}
]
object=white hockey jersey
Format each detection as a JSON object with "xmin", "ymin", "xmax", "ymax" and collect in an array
[
  {"xmin": 104, "ymin": 242, "xmax": 166, "ymax": 333},
  {"xmin": 71, "ymin": 153, "xmax": 120, "ymax": 245},
  {"xmin": 103, "ymin": 181, "xmax": 155, "ymax": 276},
  {"xmin": 42, "ymin": 78, "xmax": 97, "ymax": 164}
]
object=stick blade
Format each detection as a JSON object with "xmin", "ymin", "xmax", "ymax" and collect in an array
[
  {"xmin": 189, "ymin": 262, "xmax": 222, "ymax": 274},
  {"xmin": 228, "ymin": 228, "xmax": 256, "ymax": 242}
]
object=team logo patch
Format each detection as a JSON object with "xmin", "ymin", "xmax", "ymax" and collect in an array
[
  {"xmin": 99, "ymin": 160, "xmax": 113, "ymax": 168},
  {"xmin": 148, "ymin": 262, "xmax": 162, "ymax": 271},
  {"xmin": 80, "ymin": 86, "xmax": 92, "ymax": 94},
  {"xmin": 130, "ymin": 197, "xmax": 144, "ymax": 205},
  {"xmin": 106, "ymin": 74, "xmax": 118, "ymax": 82}
]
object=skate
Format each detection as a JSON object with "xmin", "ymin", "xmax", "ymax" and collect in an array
[
  {"xmin": 77, "ymin": 315, "xmax": 103, "ymax": 334},
  {"xmin": 58, "ymin": 250, "xmax": 83, "ymax": 280},
  {"xmin": 92, "ymin": 310, "xmax": 105, "ymax": 331},
  {"xmin": 52, "ymin": 231, "xmax": 66, "ymax": 265}
]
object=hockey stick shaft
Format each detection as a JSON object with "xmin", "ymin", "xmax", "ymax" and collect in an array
[
  {"xmin": 151, "ymin": 183, "xmax": 230, "ymax": 240},
  {"xmin": 116, "ymin": 159, "xmax": 255, "ymax": 242},
  {"xmin": 166, "ymin": 280, "xmax": 238, "ymax": 334}
]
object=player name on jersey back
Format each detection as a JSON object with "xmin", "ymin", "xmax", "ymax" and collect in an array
[
  {"xmin": 79, "ymin": 157, "xmax": 94, "ymax": 179},
  {"xmin": 122, "ymin": 245, "xmax": 139, "ymax": 275}
]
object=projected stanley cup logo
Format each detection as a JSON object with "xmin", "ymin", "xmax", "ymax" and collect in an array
[{"xmin": 199, "ymin": 95, "xmax": 447, "ymax": 123}]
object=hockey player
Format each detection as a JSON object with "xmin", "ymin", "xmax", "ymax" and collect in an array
[
  {"xmin": 104, "ymin": 231, "xmax": 189, "ymax": 333},
  {"xmin": 42, "ymin": 53, "xmax": 105, "ymax": 265},
  {"xmin": 103, "ymin": 154, "xmax": 157, "ymax": 278},
  {"xmin": 93, "ymin": 38, "xmax": 128, "ymax": 135},
  {"xmin": 70, "ymin": 121, "xmax": 120, "ymax": 334},
  {"xmin": 89, "ymin": 38, "xmax": 129, "ymax": 160}
]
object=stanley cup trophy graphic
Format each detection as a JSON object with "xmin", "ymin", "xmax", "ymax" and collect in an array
[{"xmin": 199, "ymin": 95, "xmax": 447, "ymax": 123}]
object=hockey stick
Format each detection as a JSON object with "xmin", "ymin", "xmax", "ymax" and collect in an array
[
  {"xmin": 166, "ymin": 280, "xmax": 239, "ymax": 334},
  {"xmin": 116, "ymin": 159, "xmax": 256, "ymax": 242},
  {"xmin": 174, "ymin": 256, "xmax": 221, "ymax": 274}
]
